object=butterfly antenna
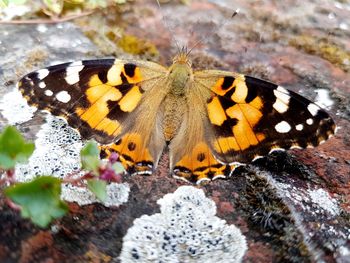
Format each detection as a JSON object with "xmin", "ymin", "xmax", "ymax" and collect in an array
[
  {"xmin": 187, "ymin": 8, "xmax": 240, "ymax": 56},
  {"xmin": 155, "ymin": 0, "xmax": 181, "ymax": 55}
]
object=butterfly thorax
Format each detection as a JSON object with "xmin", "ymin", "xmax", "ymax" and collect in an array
[
  {"xmin": 168, "ymin": 54, "xmax": 193, "ymax": 95},
  {"xmin": 162, "ymin": 55, "xmax": 193, "ymax": 141}
]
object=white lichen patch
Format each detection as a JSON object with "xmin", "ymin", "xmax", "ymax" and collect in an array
[
  {"xmin": 264, "ymin": 173, "xmax": 350, "ymax": 258},
  {"xmin": 308, "ymin": 188, "xmax": 340, "ymax": 216},
  {"xmin": 0, "ymin": 88, "xmax": 36, "ymax": 124},
  {"xmin": 37, "ymin": 24, "xmax": 48, "ymax": 33},
  {"xmin": 314, "ymin": 89, "xmax": 334, "ymax": 109},
  {"xmin": 275, "ymin": 182, "xmax": 340, "ymax": 217},
  {"xmin": 13, "ymin": 114, "xmax": 129, "ymax": 207},
  {"xmin": 15, "ymin": 115, "xmax": 83, "ymax": 181},
  {"xmin": 62, "ymin": 182, "xmax": 130, "ymax": 207},
  {"xmin": 120, "ymin": 186, "xmax": 247, "ymax": 263}
]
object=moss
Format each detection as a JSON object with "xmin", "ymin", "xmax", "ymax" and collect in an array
[
  {"xmin": 289, "ymin": 35, "xmax": 350, "ymax": 72},
  {"xmin": 23, "ymin": 49, "xmax": 49, "ymax": 69},
  {"xmin": 116, "ymin": 33, "xmax": 159, "ymax": 57},
  {"xmin": 16, "ymin": 48, "xmax": 49, "ymax": 78},
  {"xmin": 236, "ymin": 170, "xmax": 313, "ymax": 262},
  {"xmin": 74, "ymin": 5, "xmax": 159, "ymax": 60}
]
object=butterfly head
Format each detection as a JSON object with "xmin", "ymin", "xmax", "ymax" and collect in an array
[{"xmin": 173, "ymin": 47, "xmax": 192, "ymax": 67}]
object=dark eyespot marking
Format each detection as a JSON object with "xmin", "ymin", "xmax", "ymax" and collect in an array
[
  {"xmin": 128, "ymin": 142, "xmax": 136, "ymax": 151},
  {"xmin": 197, "ymin": 153, "xmax": 206, "ymax": 162}
]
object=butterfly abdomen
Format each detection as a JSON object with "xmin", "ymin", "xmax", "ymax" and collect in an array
[
  {"xmin": 160, "ymin": 61, "xmax": 195, "ymax": 141},
  {"xmin": 162, "ymin": 93, "xmax": 187, "ymax": 142}
]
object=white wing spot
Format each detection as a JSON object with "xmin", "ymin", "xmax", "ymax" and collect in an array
[
  {"xmin": 273, "ymin": 86, "xmax": 290, "ymax": 113},
  {"xmin": 277, "ymin": 86, "xmax": 289, "ymax": 94},
  {"xmin": 45, "ymin": 90, "xmax": 53, "ymax": 96},
  {"xmin": 56, "ymin": 91, "xmax": 71, "ymax": 103},
  {"xmin": 319, "ymin": 140, "xmax": 326, "ymax": 145},
  {"xmin": 306, "ymin": 118, "xmax": 314, "ymax": 125},
  {"xmin": 269, "ymin": 147, "xmax": 285, "ymax": 154},
  {"xmin": 273, "ymin": 99, "xmax": 289, "ymax": 113},
  {"xmin": 307, "ymin": 103, "xmax": 319, "ymax": 116},
  {"xmin": 36, "ymin": 69, "xmax": 49, "ymax": 80},
  {"xmin": 275, "ymin": 121, "xmax": 291, "ymax": 133},
  {"xmin": 65, "ymin": 61, "xmax": 84, "ymax": 85},
  {"xmin": 275, "ymin": 86, "xmax": 290, "ymax": 103},
  {"xmin": 39, "ymin": 82, "xmax": 46, "ymax": 89},
  {"xmin": 296, "ymin": 124, "xmax": 304, "ymax": 131},
  {"xmin": 290, "ymin": 145, "xmax": 302, "ymax": 149},
  {"xmin": 252, "ymin": 155, "xmax": 264, "ymax": 161}
]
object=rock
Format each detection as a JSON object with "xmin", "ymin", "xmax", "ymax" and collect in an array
[{"xmin": 0, "ymin": 0, "xmax": 349, "ymax": 262}]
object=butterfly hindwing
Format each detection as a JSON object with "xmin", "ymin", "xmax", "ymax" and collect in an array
[
  {"xmin": 194, "ymin": 70, "xmax": 336, "ymax": 164},
  {"xmin": 173, "ymin": 141, "xmax": 236, "ymax": 184},
  {"xmin": 100, "ymin": 133, "xmax": 155, "ymax": 175}
]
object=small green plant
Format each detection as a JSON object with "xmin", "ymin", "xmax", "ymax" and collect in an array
[
  {"xmin": 5, "ymin": 176, "xmax": 68, "ymax": 228},
  {"xmin": 0, "ymin": 126, "xmax": 34, "ymax": 170},
  {"xmin": 80, "ymin": 140, "xmax": 123, "ymax": 202},
  {"xmin": 0, "ymin": 125, "xmax": 124, "ymax": 227}
]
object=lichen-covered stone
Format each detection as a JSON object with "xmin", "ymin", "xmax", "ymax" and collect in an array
[{"xmin": 120, "ymin": 186, "xmax": 247, "ymax": 263}]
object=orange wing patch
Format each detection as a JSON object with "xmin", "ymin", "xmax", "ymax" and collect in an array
[
  {"xmin": 208, "ymin": 76, "xmax": 266, "ymax": 154},
  {"xmin": 173, "ymin": 142, "xmax": 236, "ymax": 184},
  {"xmin": 211, "ymin": 74, "xmax": 247, "ymax": 103},
  {"xmin": 100, "ymin": 133, "xmax": 154, "ymax": 175},
  {"xmin": 207, "ymin": 96, "xmax": 227, "ymax": 126},
  {"xmin": 76, "ymin": 80, "xmax": 123, "ymax": 136},
  {"xmin": 118, "ymin": 85, "xmax": 143, "ymax": 112},
  {"xmin": 75, "ymin": 63, "xmax": 144, "ymax": 137},
  {"xmin": 106, "ymin": 63, "xmax": 142, "ymax": 86}
]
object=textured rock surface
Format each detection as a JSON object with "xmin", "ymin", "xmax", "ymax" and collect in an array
[
  {"xmin": 120, "ymin": 186, "xmax": 247, "ymax": 262},
  {"xmin": 0, "ymin": 0, "xmax": 350, "ymax": 262}
]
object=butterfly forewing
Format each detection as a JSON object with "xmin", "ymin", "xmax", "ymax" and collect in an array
[
  {"xmin": 194, "ymin": 70, "xmax": 336, "ymax": 164},
  {"xmin": 19, "ymin": 59, "xmax": 165, "ymax": 142},
  {"xmin": 18, "ymin": 59, "xmax": 168, "ymax": 175}
]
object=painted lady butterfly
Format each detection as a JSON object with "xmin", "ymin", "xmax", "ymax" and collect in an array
[{"xmin": 18, "ymin": 50, "xmax": 336, "ymax": 184}]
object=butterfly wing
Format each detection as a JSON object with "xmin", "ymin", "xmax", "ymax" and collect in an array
[
  {"xmin": 194, "ymin": 70, "xmax": 336, "ymax": 164},
  {"xmin": 172, "ymin": 141, "xmax": 236, "ymax": 184},
  {"xmin": 18, "ymin": 59, "xmax": 168, "ymax": 174},
  {"xmin": 170, "ymin": 70, "xmax": 336, "ymax": 184}
]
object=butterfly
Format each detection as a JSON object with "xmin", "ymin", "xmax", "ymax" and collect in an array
[{"xmin": 17, "ymin": 50, "xmax": 336, "ymax": 184}]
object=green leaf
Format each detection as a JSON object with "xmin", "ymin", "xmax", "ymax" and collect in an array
[
  {"xmin": 5, "ymin": 176, "xmax": 68, "ymax": 228},
  {"xmin": 112, "ymin": 162, "xmax": 125, "ymax": 174},
  {"xmin": 87, "ymin": 179, "xmax": 107, "ymax": 202},
  {"xmin": 0, "ymin": 126, "xmax": 34, "ymax": 170},
  {"xmin": 0, "ymin": 0, "xmax": 9, "ymax": 8},
  {"xmin": 80, "ymin": 141, "xmax": 100, "ymax": 174},
  {"xmin": 43, "ymin": 0, "xmax": 63, "ymax": 15}
]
